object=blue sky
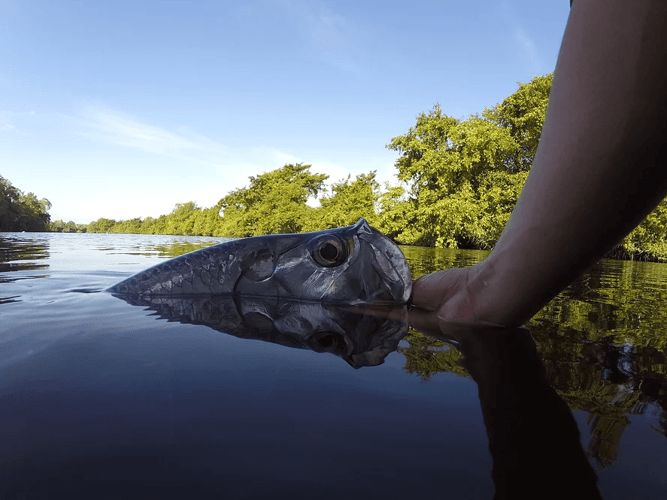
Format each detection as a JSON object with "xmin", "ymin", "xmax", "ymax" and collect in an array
[{"xmin": 1, "ymin": 0, "xmax": 570, "ymax": 224}]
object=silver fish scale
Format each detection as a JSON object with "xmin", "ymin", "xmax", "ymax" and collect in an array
[{"xmin": 108, "ymin": 219, "xmax": 412, "ymax": 304}]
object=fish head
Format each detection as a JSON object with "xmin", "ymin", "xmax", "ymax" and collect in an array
[
  {"xmin": 234, "ymin": 219, "xmax": 412, "ymax": 303},
  {"xmin": 109, "ymin": 219, "xmax": 411, "ymax": 304}
]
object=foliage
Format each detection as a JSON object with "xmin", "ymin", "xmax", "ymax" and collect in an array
[
  {"xmin": 304, "ymin": 172, "xmax": 381, "ymax": 231},
  {"xmin": 86, "ymin": 217, "xmax": 117, "ymax": 233},
  {"xmin": 162, "ymin": 202, "xmax": 201, "ymax": 236},
  {"xmin": 217, "ymin": 163, "xmax": 327, "ymax": 237},
  {"xmin": 484, "ymin": 74, "xmax": 553, "ymax": 171},
  {"xmin": 400, "ymin": 245, "xmax": 667, "ymax": 466},
  {"xmin": 0, "ymin": 175, "xmax": 51, "ymax": 231},
  {"xmin": 374, "ymin": 184, "xmax": 417, "ymax": 242},
  {"xmin": 398, "ymin": 330, "xmax": 468, "ymax": 381},
  {"xmin": 194, "ymin": 206, "xmax": 225, "ymax": 237},
  {"xmin": 50, "ymin": 220, "xmax": 87, "ymax": 232},
  {"xmin": 54, "ymin": 72, "xmax": 667, "ymax": 261},
  {"xmin": 385, "ymin": 103, "xmax": 527, "ymax": 248},
  {"xmin": 383, "ymin": 72, "xmax": 667, "ymax": 261},
  {"xmin": 619, "ymin": 198, "xmax": 667, "ymax": 261}
]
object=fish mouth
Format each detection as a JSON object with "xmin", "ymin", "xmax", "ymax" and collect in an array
[{"xmin": 358, "ymin": 224, "xmax": 412, "ymax": 304}]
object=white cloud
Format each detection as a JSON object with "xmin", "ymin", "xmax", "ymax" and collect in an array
[
  {"xmin": 1, "ymin": 104, "xmax": 394, "ymax": 223},
  {"xmin": 1, "ymin": 105, "xmax": 304, "ymax": 176},
  {"xmin": 79, "ymin": 106, "xmax": 227, "ymax": 165},
  {"xmin": 497, "ymin": 0, "xmax": 546, "ymax": 74},
  {"xmin": 514, "ymin": 28, "xmax": 543, "ymax": 72},
  {"xmin": 277, "ymin": 0, "xmax": 360, "ymax": 72},
  {"xmin": 266, "ymin": 148, "xmax": 300, "ymax": 166}
]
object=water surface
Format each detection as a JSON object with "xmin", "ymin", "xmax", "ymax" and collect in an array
[{"xmin": 1, "ymin": 232, "xmax": 665, "ymax": 499}]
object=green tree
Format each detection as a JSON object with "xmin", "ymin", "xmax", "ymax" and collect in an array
[
  {"xmin": 485, "ymin": 74, "xmax": 553, "ymax": 171},
  {"xmin": 147, "ymin": 214, "xmax": 169, "ymax": 234},
  {"xmin": 476, "ymin": 170, "xmax": 530, "ymax": 243},
  {"xmin": 387, "ymin": 106, "xmax": 521, "ymax": 247},
  {"xmin": 618, "ymin": 197, "xmax": 667, "ymax": 261},
  {"xmin": 50, "ymin": 219, "xmax": 66, "ymax": 232},
  {"xmin": 138, "ymin": 216, "xmax": 157, "ymax": 234},
  {"xmin": 385, "ymin": 72, "xmax": 667, "ymax": 259},
  {"xmin": 63, "ymin": 220, "xmax": 79, "ymax": 233},
  {"xmin": 114, "ymin": 217, "xmax": 144, "ymax": 234},
  {"xmin": 0, "ymin": 176, "xmax": 21, "ymax": 229},
  {"xmin": 192, "ymin": 205, "xmax": 223, "ymax": 236},
  {"xmin": 19, "ymin": 192, "xmax": 52, "ymax": 229},
  {"xmin": 384, "ymin": 74, "xmax": 554, "ymax": 248},
  {"xmin": 0, "ymin": 175, "xmax": 51, "ymax": 231},
  {"xmin": 163, "ymin": 202, "xmax": 201, "ymax": 235},
  {"xmin": 218, "ymin": 163, "xmax": 327, "ymax": 237},
  {"xmin": 87, "ymin": 218, "xmax": 117, "ymax": 233},
  {"xmin": 374, "ymin": 184, "xmax": 417, "ymax": 242},
  {"xmin": 306, "ymin": 172, "xmax": 380, "ymax": 231}
]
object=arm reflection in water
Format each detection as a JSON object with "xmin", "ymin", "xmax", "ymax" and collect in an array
[
  {"xmin": 115, "ymin": 292, "xmax": 602, "ymax": 498},
  {"xmin": 409, "ymin": 310, "xmax": 603, "ymax": 500}
]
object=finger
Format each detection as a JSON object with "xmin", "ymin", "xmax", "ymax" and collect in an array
[
  {"xmin": 408, "ymin": 307, "xmax": 479, "ymax": 345},
  {"xmin": 410, "ymin": 269, "xmax": 464, "ymax": 311},
  {"xmin": 408, "ymin": 306, "xmax": 443, "ymax": 333}
]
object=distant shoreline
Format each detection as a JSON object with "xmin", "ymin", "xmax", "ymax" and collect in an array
[{"xmin": 14, "ymin": 229, "xmax": 666, "ymax": 264}]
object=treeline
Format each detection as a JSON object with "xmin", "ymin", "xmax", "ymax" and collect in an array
[
  {"xmin": 57, "ymin": 164, "xmax": 383, "ymax": 237},
  {"xmin": 0, "ymin": 176, "xmax": 51, "ymax": 232},
  {"xmin": 46, "ymin": 74, "xmax": 667, "ymax": 260}
]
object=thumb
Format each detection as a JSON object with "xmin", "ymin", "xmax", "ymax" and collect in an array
[{"xmin": 411, "ymin": 268, "xmax": 468, "ymax": 311}]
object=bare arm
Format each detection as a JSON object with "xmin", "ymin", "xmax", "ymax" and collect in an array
[{"xmin": 411, "ymin": 0, "xmax": 667, "ymax": 327}]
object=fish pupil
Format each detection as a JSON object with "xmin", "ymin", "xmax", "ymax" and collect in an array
[
  {"xmin": 310, "ymin": 235, "xmax": 347, "ymax": 267},
  {"xmin": 320, "ymin": 242, "xmax": 338, "ymax": 261}
]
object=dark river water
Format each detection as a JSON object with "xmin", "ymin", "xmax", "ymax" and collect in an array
[{"xmin": 1, "ymin": 232, "xmax": 665, "ymax": 499}]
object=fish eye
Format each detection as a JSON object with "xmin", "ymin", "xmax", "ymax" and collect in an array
[
  {"xmin": 314, "ymin": 331, "xmax": 346, "ymax": 351},
  {"xmin": 311, "ymin": 236, "xmax": 348, "ymax": 267}
]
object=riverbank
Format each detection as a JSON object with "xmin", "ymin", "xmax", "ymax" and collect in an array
[{"xmin": 35, "ymin": 226, "xmax": 667, "ymax": 264}]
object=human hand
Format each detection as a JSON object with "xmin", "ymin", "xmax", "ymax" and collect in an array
[
  {"xmin": 411, "ymin": 265, "xmax": 480, "ymax": 321},
  {"xmin": 410, "ymin": 262, "xmax": 510, "ymax": 327}
]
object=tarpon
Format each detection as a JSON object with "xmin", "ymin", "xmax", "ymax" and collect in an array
[{"xmin": 108, "ymin": 219, "xmax": 412, "ymax": 304}]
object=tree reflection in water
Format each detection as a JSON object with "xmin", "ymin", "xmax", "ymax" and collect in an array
[
  {"xmin": 112, "ymin": 286, "xmax": 641, "ymax": 498},
  {"xmin": 401, "ymin": 317, "xmax": 667, "ymax": 472},
  {"xmin": 403, "ymin": 246, "xmax": 667, "ymax": 471}
]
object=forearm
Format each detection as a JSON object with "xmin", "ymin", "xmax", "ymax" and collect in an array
[{"xmin": 473, "ymin": 0, "xmax": 667, "ymax": 326}]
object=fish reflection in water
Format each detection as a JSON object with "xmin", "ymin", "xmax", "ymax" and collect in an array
[{"xmin": 116, "ymin": 294, "xmax": 409, "ymax": 369}]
